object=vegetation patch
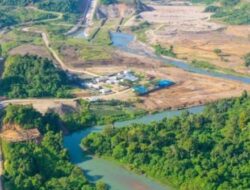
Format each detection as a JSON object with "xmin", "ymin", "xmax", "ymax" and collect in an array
[
  {"xmin": 89, "ymin": 100, "xmax": 146, "ymax": 125},
  {"xmin": 194, "ymin": 0, "xmax": 250, "ymax": 25},
  {"xmin": 82, "ymin": 93, "xmax": 250, "ymax": 190},
  {"xmin": 243, "ymin": 53, "xmax": 250, "ymax": 67},
  {"xmin": 154, "ymin": 44, "xmax": 176, "ymax": 58},
  {"xmin": 0, "ymin": 104, "xmax": 108, "ymax": 189},
  {"xmin": 0, "ymin": 30, "xmax": 43, "ymax": 56},
  {"xmin": 213, "ymin": 3, "xmax": 250, "ymax": 25},
  {"xmin": 0, "ymin": 0, "xmax": 84, "ymax": 13},
  {"xmin": 0, "ymin": 55, "xmax": 72, "ymax": 98},
  {"xmin": 62, "ymin": 100, "xmax": 146, "ymax": 132},
  {"xmin": 52, "ymin": 37, "xmax": 112, "ymax": 62},
  {"xmin": 190, "ymin": 59, "xmax": 246, "ymax": 77},
  {"xmin": 0, "ymin": 6, "xmax": 57, "ymax": 28},
  {"xmin": 191, "ymin": 59, "xmax": 217, "ymax": 70},
  {"xmin": 36, "ymin": 0, "xmax": 83, "ymax": 13},
  {"xmin": 131, "ymin": 21, "xmax": 151, "ymax": 42}
]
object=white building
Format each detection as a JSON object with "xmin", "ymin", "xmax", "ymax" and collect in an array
[{"xmin": 100, "ymin": 88, "xmax": 112, "ymax": 95}]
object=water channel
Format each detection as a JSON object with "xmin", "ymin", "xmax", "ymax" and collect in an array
[
  {"xmin": 64, "ymin": 106, "xmax": 204, "ymax": 190},
  {"xmin": 109, "ymin": 32, "xmax": 250, "ymax": 84}
]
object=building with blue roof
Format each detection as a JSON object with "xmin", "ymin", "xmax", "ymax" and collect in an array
[{"xmin": 157, "ymin": 80, "xmax": 175, "ymax": 88}]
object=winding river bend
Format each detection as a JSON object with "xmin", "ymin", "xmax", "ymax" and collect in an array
[{"xmin": 64, "ymin": 106, "xmax": 204, "ymax": 190}]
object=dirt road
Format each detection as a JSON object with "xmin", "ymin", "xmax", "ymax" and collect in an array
[{"xmin": 22, "ymin": 28, "xmax": 99, "ymax": 77}]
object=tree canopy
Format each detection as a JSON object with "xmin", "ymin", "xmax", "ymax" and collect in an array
[
  {"xmin": 193, "ymin": 0, "xmax": 250, "ymax": 25},
  {"xmin": 0, "ymin": 104, "xmax": 107, "ymax": 190},
  {"xmin": 82, "ymin": 93, "xmax": 250, "ymax": 190},
  {"xmin": 2, "ymin": 132, "xmax": 102, "ymax": 190},
  {"xmin": 0, "ymin": 0, "xmax": 83, "ymax": 13},
  {"xmin": 2, "ymin": 104, "xmax": 61, "ymax": 133},
  {"xmin": 0, "ymin": 55, "xmax": 71, "ymax": 98},
  {"xmin": 244, "ymin": 53, "xmax": 250, "ymax": 67}
]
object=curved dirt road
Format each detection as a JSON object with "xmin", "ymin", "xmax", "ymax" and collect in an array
[{"xmin": 22, "ymin": 28, "xmax": 99, "ymax": 77}]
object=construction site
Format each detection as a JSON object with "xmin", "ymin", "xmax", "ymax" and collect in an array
[{"xmin": 0, "ymin": 0, "xmax": 249, "ymax": 113}]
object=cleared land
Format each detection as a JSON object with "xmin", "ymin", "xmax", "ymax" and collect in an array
[
  {"xmin": 1, "ymin": 2, "xmax": 249, "ymax": 112},
  {"xmin": 77, "ymin": 51, "xmax": 250, "ymax": 111},
  {"xmin": 9, "ymin": 44, "xmax": 52, "ymax": 59},
  {"xmin": 1, "ymin": 99, "xmax": 78, "ymax": 114},
  {"xmin": 0, "ymin": 124, "xmax": 40, "ymax": 143},
  {"xmin": 126, "ymin": 4, "xmax": 250, "ymax": 75}
]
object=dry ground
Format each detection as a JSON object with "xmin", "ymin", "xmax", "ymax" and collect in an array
[
  {"xmin": 1, "ymin": 99, "xmax": 78, "ymax": 114},
  {"xmin": 9, "ymin": 44, "xmax": 53, "ymax": 59},
  {"xmin": 77, "ymin": 51, "xmax": 250, "ymax": 111},
  {"xmin": 126, "ymin": 4, "xmax": 250, "ymax": 75},
  {"xmin": 2, "ymin": 2, "xmax": 249, "ymax": 112},
  {"xmin": 1, "ymin": 49, "xmax": 249, "ymax": 111},
  {"xmin": 0, "ymin": 124, "xmax": 40, "ymax": 143}
]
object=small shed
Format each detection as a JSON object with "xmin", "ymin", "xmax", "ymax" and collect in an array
[{"xmin": 133, "ymin": 86, "xmax": 148, "ymax": 95}]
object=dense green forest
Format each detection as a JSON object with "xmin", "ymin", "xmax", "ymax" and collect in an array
[
  {"xmin": 212, "ymin": 3, "xmax": 250, "ymax": 25},
  {"xmin": 99, "ymin": 0, "xmax": 117, "ymax": 5},
  {"xmin": 82, "ymin": 93, "xmax": 250, "ymax": 190},
  {"xmin": 36, "ymin": 0, "xmax": 83, "ymax": 13},
  {"xmin": 0, "ymin": 7, "xmax": 57, "ymax": 29},
  {"xmin": 0, "ymin": 0, "xmax": 83, "ymax": 13},
  {"xmin": 0, "ymin": 105, "xmax": 106, "ymax": 190},
  {"xmin": 2, "ymin": 105, "xmax": 60, "ymax": 133},
  {"xmin": 0, "ymin": 55, "xmax": 72, "ymax": 98},
  {"xmin": 0, "ymin": 0, "xmax": 34, "ymax": 6},
  {"xmin": 0, "ymin": 13, "xmax": 17, "ymax": 29},
  {"xmin": 2, "ymin": 134, "xmax": 103, "ymax": 190}
]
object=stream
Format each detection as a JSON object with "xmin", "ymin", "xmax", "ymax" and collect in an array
[{"xmin": 64, "ymin": 106, "xmax": 204, "ymax": 190}]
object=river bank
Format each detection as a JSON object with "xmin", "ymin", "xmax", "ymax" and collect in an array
[
  {"xmin": 85, "ymin": 154, "xmax": 177, "ymax": 190},
  {"xmin": 110, "ymin": 32, "xmax": 250, "ymax": 84},
  {"xmin": 64, "ymin": 106, "xmax": 204, "ymax": 190}
]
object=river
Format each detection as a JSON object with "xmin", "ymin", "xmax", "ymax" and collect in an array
[
  {"xmin": 109, "ymin": 32, "xmax": 250, "ymax": 84},
  {"xmin": 64, "ymin": 106, "xmax": 204, "ymax": 190},
  {"xmin": 65, "ymin": 31, "xmax": 250, "ymax": 190}
]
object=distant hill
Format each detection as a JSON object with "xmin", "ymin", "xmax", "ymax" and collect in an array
[
  {"xmin": 0, "ymin": 0, "xmax": 84, "ymax": 13},
  {"xmin": 0, "ymin": 0, "xmax": 33, "ymax": 6}
]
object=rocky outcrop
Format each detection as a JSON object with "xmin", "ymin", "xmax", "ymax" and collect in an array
[{"xmin": 95, "ymin": 8, "xmax": 107, "ymax": 20}]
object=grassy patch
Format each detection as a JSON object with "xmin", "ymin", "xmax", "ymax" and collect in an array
[
  {"xmin": 191, "ymin": 59, "xmax": 217, "ymax": 70},
  {"xmin": 0, "ymin": 6, "xmax": 58, "ymax": 28},
  {"xmin": 131, "ymin": 21, "xmax": 151, "ymax": 43},
  {"xmin": 0, "ymin": 30, "xmax": 43, "ymax": 56},
  {"xmin": 51, "ymin": 36, "xmax": 112, "ymax": 62},
  {"xmin": 213, "ymin": 3, "xmax": 250, "ymax": 25},
  {"xmin": 89, "ymin": 100, "xmax": 147, "ymax": 125},
  {"xmin": 190, "ymin": 59, "xmax": 250, "ymax": 77},
  {"xmin": 154, "ymin": 44, "xmax": 176, "ymax": 58}
]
